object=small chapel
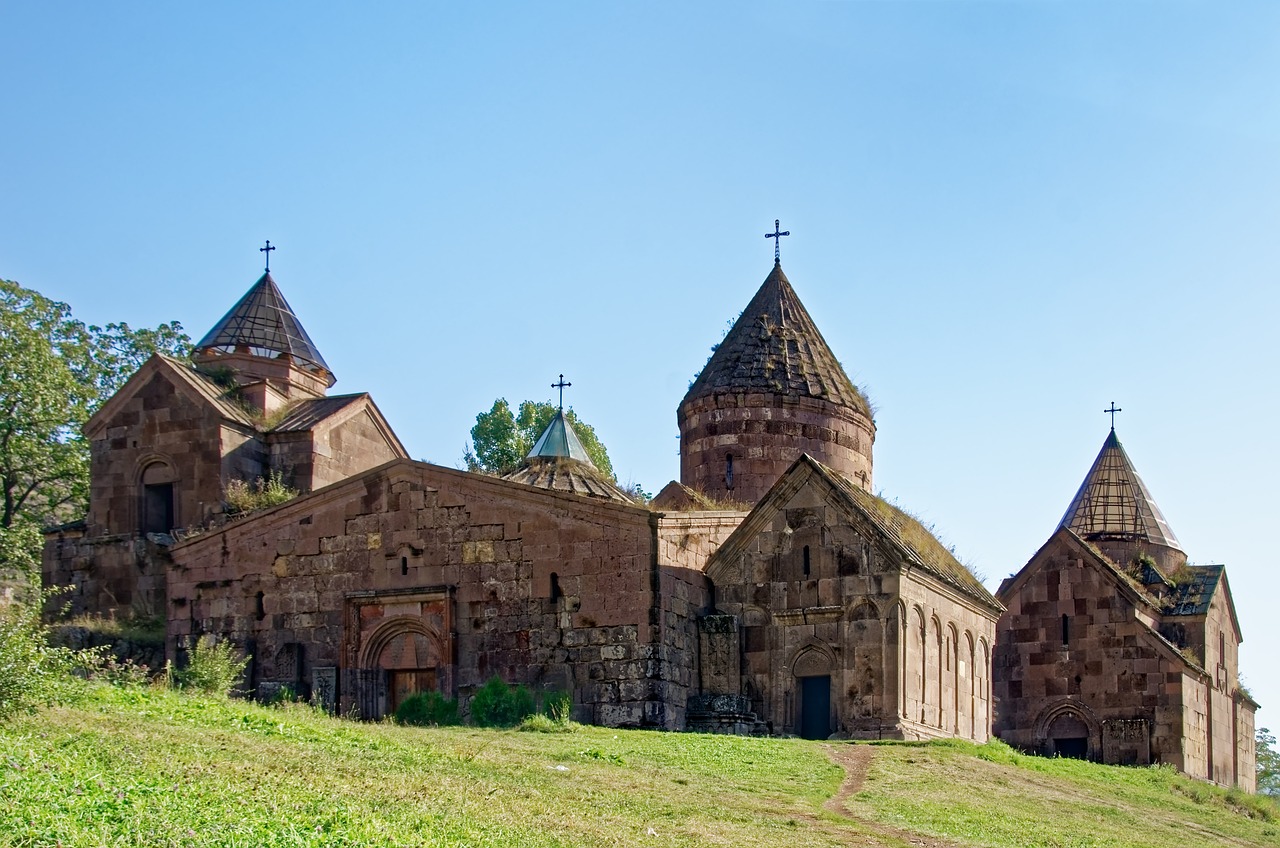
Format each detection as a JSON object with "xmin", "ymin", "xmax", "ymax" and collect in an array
[
  {"xmin": 992, "ymin": 421, "xmax": 1258, "ymax": 789},
  {"xmin": 44, "ymin": 241, "xmax": 1001, "ymax": 743}
]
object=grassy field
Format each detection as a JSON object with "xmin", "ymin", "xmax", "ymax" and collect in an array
[{"xmin": 0, "ymin": 684, "xmax": 1276, "ymax": 848}]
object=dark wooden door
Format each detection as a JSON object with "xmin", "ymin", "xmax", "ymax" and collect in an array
[
  {"xmin": 389, "ymin": 670, "xmax": 437, "ymax": 713},
  {"xmin": 799, "ymin": 675, "xmax": 831, "ymax": 740}
]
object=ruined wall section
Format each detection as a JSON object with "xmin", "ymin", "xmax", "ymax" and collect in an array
[{"xmin": 168, "ymin": 462, "xmax": 684, "ymax": 728}]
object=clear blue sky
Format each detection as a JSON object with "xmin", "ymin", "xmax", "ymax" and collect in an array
[{"xmin": 4, "ymin": 4, "xmax": 1277, "ymax": 723}]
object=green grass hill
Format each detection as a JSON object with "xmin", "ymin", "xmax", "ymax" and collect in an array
[{"xmin": 1, "ymin": 685, "xmax": 1276, "ymax": 847}]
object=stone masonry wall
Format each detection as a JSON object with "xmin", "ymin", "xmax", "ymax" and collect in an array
[
  {"xmin": 168, "ymin": 461, "xmax": 693, "ymax": 728},
  {"xmin": 709, "ymin": 475, "xmax": 996, "ymax": 740},
  {"xmin": 679, "ymin": 392, "xmax": 874, "ymax": 505},
  {"xmin": 993, "ymin": 535, "xmax": 1195, "ymax": 770}
]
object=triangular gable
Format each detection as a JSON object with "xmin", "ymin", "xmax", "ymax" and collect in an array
[
  {"xmin": 998, "ymin": 526, "xmax": 1161, "ymax": 615},
  {"xmin": 998, "ymin": 527, "xmax": 1206, "ymax": 675},
  {"xmin": 268, "ymin": 393, "xmax": 408, "ymax": 459},
  {"xmin": 707, "ymin": 454, "xmax": 1001, "ymax": 612},
  {"xmin": 84, "ymin": 353, "xmax": 255, "ymax": 438}
]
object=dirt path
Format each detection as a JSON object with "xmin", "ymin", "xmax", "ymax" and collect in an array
[{"xmin": 821, "ymin": 744, "xmax": 963, "ymax": 848}]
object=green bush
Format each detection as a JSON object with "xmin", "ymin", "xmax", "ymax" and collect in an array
[
  {"xmin": 173, "ymin": 635, "xmax": 248, "ymax": 697},
  {"xmin": 469, "ymin": 676, "xmax": 535, "ymax": 728},
  {"xmin": 0, "ymin": 588, "xmax": 96, "ymax": 719},
  {"xmin": 395, "ymin": 690, "xmax": 460, "ymax": 727}
]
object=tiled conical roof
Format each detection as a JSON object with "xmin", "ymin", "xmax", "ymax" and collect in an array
[
  {"xmin": 195, "ymin": 273, "xmax": 332, "ymax": 376},
  {"xmin": 682, "ymin": 263, "xmax": 869, "ymax": 416},
  {"xmin": 1058, "ymin": 429, "xmax": 1182, "ymax": 551},
  {"xmin": 500, "ymin": 411, "xmax": 633, "ymax": 503}
]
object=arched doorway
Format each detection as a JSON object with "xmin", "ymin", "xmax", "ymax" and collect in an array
[
  {"xmin": 792, "ymin": 648, "xmax": 834, "ymax": 740},
  {"xmin": 1047, "ymin": 711, "xmax": 1090, "ymax": 759},
  {"xmin": 360, "ymin": 618, "xmax": 444, "ymax": 717},
  {"xmin": 140, "ymin": 461, "xmax": 176, "ymax": 534}
]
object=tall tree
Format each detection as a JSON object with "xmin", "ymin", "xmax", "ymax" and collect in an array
[
  {"xmin": 464, "ymin": 399, "xmax": 614, "ymax": 479},
  {"xmin": 1258, "ymin": 727, "xmax": 1280, "ymax": 796},
  {"xmin": 0, "ymin": 279, "xmax": 190, "ymax": 532}
]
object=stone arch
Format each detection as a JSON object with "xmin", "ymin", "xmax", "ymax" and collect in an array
[
  {"xmin": 910, "ymin": 606, "xmax": 926, "ymax": 724},
  {"xmin": 847, "ymin": 598, "xmax": 880, "ymax": 621},
  {"xmin": 358, "ymin": 615, "xmax": 446, "ymax": 718},
  {"xmin": 1034, "ymin": 700, "xmax": 1101, "ymax": 760},
  {"xmin": 790, "ymin": 643, "xmax": 835, "ymax": 740},
  {"xmin": 890, "ymin": 601, "xmax": 907, "ymax": 715},
  {"xmin": 964, "ymin": 630, "xmax": 976, "ymax": 740},
  {"xmin": 977, "ymin": 636, "xmax": 991, "ymax": 740},
  {"xmin": 846, "ymin": 599, "xmax": 884, "ymax": 733},
  {"xmin": 945, "ymin": 622, "xmax": 959, "ymax": 734},
  {"xmin": 930, "ymin": 615, "xmax": 944, "ymax": 728},
  {"xmin": 137, "ymin": 456, "xmax": 178, "ymax": 534}
]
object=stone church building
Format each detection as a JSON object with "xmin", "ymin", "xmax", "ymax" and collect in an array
[
  {"xmin": 45, "ymin": 254, "xmax": 1003, "ymax": 742},
  {"xmin": 992, "ymin": 427, "xmax": 1258, "ymax": 790}
]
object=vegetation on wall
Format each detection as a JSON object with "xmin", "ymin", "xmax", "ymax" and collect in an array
[{"xmin": 223, "ymin": 471, "xmax": 299, "ymax": 515}]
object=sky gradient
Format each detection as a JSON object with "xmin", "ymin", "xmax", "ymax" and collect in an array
[{"xmin": 3, "ymin": 4, "xmax": 1277, "ymax": 724}]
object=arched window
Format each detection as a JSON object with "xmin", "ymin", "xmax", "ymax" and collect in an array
[
  {"xmin": 802, "ymin": 545, "xmax": 811, "ymax": 577},
  {"xmin": 725, "ymin": 454, "xmax": 734, "ymax": 490},
  {"xmin": 1062, "ymin": 614, "xmax": 1070, "ymax": 646}
]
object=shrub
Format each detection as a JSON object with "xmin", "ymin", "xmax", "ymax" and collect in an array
[
  {"xmin": 224, "ymin": 471, "xmax": 298, "ymax": 515},
  {"xmin": 395, "ymin": 691, "xmax": 460, "ymax": 727},
  {"xmin": 173, "ymin": 635, "xmax": 249, "ymax": 697},
  {"xmin": 469, "ymin": 676, "xmax": 535, "ymax": 728},
  {"xmin": 0, "ymin": 588, "xmax": 97, "ymax": 719}
]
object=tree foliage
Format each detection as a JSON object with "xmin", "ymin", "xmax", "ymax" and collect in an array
[
  {"xmin": 464, "ymin": 399, "xmax": 614, "ymax": 479},
  {"xmin": 1259, "ymin": 727, "xmax": 1280, "ymax": 796},
  {"xmin": 0, "ymin": 279, "xmax": 190, "ymax": 532}
]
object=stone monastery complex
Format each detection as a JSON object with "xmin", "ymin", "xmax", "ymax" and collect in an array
[{"xmin": 43, "ymin": 244, "xmax": 1257, "ymax": 790}]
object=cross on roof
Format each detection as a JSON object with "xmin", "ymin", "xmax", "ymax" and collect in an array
[
  {"xmin": 1104, "ymin": 401, "xmax": 1122, "ymax": 430},
  {"xmin": 765, "ymin": 219, "xmax": 789, "ymax": 263},
  {"xmin": 552, "ymin": 374, "xmax": 571, "ymax": 410},
  {"xmin": 260, "ymin": 240, "xmax": 276, "ymax": 273}
]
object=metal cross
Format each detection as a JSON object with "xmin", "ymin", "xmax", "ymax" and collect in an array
[
  {"xmin": 765, "ymin": 219, "xmax": 790, "ymax": 263},
  {"xmin": 1104, "ymin": 402, "xmax": 1122, "ymax": 430},
  {"xmin": 260, "ymin": 240, "xmax": 276, "ymax": 272},
  {"xmin": 552, "ymin": 374, "xmax": 571, "ymax": 410}
]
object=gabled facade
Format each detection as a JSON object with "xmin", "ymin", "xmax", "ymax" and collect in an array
[
  {"xmin": 993, "ymin": 429, "xmax": 1257, "ymax": 789},
  {"xmin": 698, "ymin": 455, "xmax": 1002, "ymax": 740},
  {"xmin": 43, "ymin": 272, "xmax": 407, "ymax": 618}
]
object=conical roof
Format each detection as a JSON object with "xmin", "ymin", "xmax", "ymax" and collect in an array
[
  {"xmin": 500, "ymin": 411, "xmax": 633, "ymax": 503},
  {"xmin": 1058, "ymin": 429, "xmax": 1182, "ymax": 551},
  {"xmin": 195, "ymin": 273, "xmax": 332, "ymax": 377},
  {"xmin": 526, "ymin": 410, "xmax": 592, "ymax": 462},
  {"xmin": 682, "ymin": 263, "xmax": 869, "ymax": 416}
]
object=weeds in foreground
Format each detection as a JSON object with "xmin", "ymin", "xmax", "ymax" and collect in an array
[{"xmin": 172, "ymin": 635, "xmax": 248, "ymax": 697}]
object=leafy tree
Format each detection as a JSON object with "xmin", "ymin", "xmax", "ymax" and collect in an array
[
  {"xmin": 0, "ymin": 279, "xmax": 190, "ymax": 533},
  {"xmin": 464, "ymin": 399, "xmax": 614, "ymax": 478},
  {"xmin": 1259, "ymin": 727, "xmax": 1280, "ymax": 796}
]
